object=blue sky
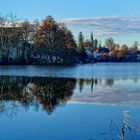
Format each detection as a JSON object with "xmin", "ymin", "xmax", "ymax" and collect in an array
[
  {"xmin": 1, "ymin": 0, "xmax": 140, "ymax": 19},
  {"xmin": 1, "ymin": 0, "xmax": 140, "ymax": 45}
]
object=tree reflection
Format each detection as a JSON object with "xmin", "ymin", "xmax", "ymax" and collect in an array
[
  {"xmin": 0, "ymin": 76, "xmax": 139, "ymax": 117},
  {"xmin": 0, "ymin": 76, "xmax": 76, "ymax": 116},
  {"xmin": 77, "ymin": 78, "xmax": 139, "ymax": 93},
  {"xmin": 105, "ymin": 79, "xmax": 114, "ymax": 87}
]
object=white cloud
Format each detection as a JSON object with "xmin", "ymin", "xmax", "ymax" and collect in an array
[{"xmin": 60, "ymin": 16, "xmax": 140, "ymax": 37}]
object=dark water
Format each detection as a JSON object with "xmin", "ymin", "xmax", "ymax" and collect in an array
[{"xmin": 0, "ymin": 75, "xmax": 140, "ymax": 140}]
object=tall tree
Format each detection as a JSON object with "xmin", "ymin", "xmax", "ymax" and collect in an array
[
  {"xmin": 89, "ymin": 32, "xmax": 94, "ymax": 51},
  {"xmin": 94, "ymin": 39, "xmax": 98, "ymax": 49},
  {"xmin": 78, "ymin": 32, "xmax": 84, "ymax": 53},
  {"xmin": 32, "ymin": 16, "xmax": 78, "ymax": 65},
  {"xmin": 20, "ymin": 20, "xmax": 32, "ymax": 63}
]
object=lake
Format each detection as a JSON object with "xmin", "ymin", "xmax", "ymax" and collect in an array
[
  {"xmin": 0, "ymin": 63, "xmax": 140, "ymax": 140},
  {"xmin": 0, "ymin": 62, "xmax": 140, "ymax": 78}
]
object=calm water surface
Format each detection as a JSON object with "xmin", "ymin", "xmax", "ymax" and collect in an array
[
  {"xmin": 0, "ymin": 63, "xmax": 140, "ymax": 140},
  {"xmin": 0, "ymin": 62, "xmax": 140, "ymax": 78}
]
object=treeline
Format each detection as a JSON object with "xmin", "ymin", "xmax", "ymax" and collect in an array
[
  {"xmin": 0, "ymin": 13, "xmax": 140, "ymax": 65},
  {"xmin": 77, "ymin": 32, "xmax": 140, "ymax": 62},
  {"xmin": 0, "ymin": 14, "xmax": 78, "ymax": 65}
]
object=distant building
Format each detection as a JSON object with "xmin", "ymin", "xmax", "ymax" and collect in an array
[
  {"xmin": 31, "ymin": 52, "xmax": 64, "ymax": 64},
  {"xmin": 94, "ymin": 47, "xmax": 109, "ymax": 58}
]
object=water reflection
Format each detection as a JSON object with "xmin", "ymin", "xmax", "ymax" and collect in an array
[
  {"xmin": 0, "ymin": 76, "xmax": 140, "ymax": 117},
  {"xmin": 78, "ymin": 78, "xmax": 139, "ymax": 92},
  {"xmin": 1, "ymin": 76, "xmax": 140, "ymax": 140},
  {"xmin": 0, "ymin": 76, "xmax": 76, "ymax": 116},
  {"xmin": 73, "ymin": 78, "xmax": 140, "ymax": 106}
]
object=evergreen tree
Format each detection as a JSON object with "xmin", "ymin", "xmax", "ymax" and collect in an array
[
  {"xmin": 89, "ymin": 32, "xmax": 94, "ymax": 51},
  {"xmin": 78, "ymin": 32, "xmax": 84, "ymax": 53},
  {"xmin": 94, "ymin": 39, "xmax": 98, "ymax": 49}
]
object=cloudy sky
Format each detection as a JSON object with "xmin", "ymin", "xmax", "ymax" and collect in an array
[
  {"xmin": 61, "ymin": 16, "xmax": 140, "ymax": 45},
  {"xmin": 1, "ymin": 0, "xmax": 140, "ymax": 45}
]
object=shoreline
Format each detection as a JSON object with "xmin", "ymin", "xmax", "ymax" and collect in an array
[{"xmin": 0, "ymin": 61, "xmax": 140, "ymax": 66}]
